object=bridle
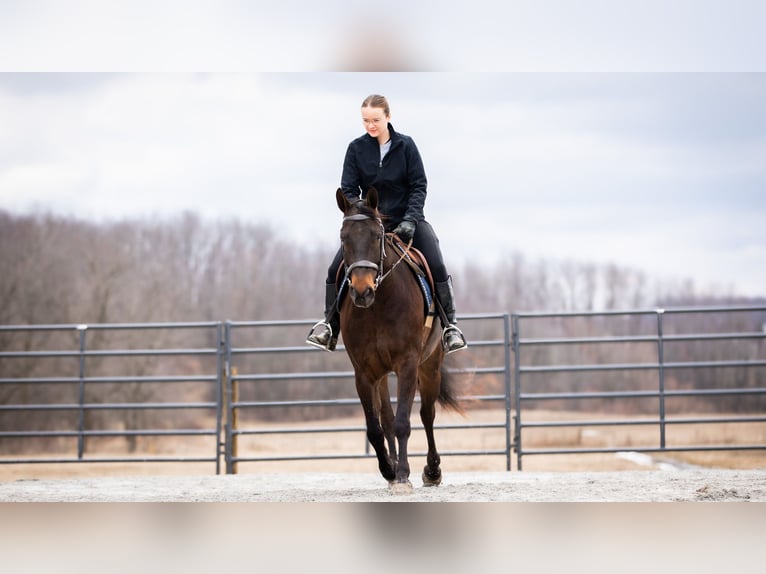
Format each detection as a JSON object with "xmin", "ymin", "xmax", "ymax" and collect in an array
[{"xmin": 342, "ymin": 213, "xmax": 412, "ymax": 290}]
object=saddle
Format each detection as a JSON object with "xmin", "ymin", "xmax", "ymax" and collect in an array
[
  {"xmin": 388, "ymin": 235, "xmax": 436, "ymax": 317},
  {"xmin": 335, "ymin": 234, "xmax": 437, "ymax": 324}
]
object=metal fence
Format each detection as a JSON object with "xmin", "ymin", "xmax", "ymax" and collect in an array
[
  {"xmin": 0, "ymin": 314, "xmax": 512, "ymax": 474},
  {"xmin": 2, "ymin": 305, "xmax": 765, "ymax": 474},
  {"xmin": 0, "ymin": 322, "xmax": 224, "ymax": 472},
  {"xmin": 223, "ymin": 313, "xmax": 512, "ymax": 473},
  {"xmin": 512, "ymin": 305, "xmax": 766, "ymax": 470}
]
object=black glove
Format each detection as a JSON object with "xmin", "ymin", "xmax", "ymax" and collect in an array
[{"xmin": 393, "ymin": 220, "xmax": 416, "ymax": 243}]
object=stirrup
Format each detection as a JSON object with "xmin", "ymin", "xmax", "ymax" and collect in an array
[
  {"xmin": 306, "ymin": 320, "xmax": 337, "ymax": 352},
  {"xmin": 442, "ymin": 325, "xmax": 468, "ymax": 354}
]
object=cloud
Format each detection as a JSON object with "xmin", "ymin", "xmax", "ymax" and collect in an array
[{"xmin": 0, "ymin": 73, "xmax": 764, "ymax": 297}]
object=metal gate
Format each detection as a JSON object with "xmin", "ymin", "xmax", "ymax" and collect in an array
[
  {"xmin": 0, "ymin": 322, "xmax": 224, "ymax": 471},
  {"xmin": 222, "ymin": 313, "xmax": 513, "ymax": 473},
  {"xmin": 2, "ymin": 305, "xmax": 765, "ymax": 474},
  {"xmin": 512, "ymin": 305, "xmax": 766, "ymax": 470}
]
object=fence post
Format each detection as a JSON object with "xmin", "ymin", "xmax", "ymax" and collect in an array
[
  {"xmin": 231, "ymin": 366, "xmax": 239, "ymax": 474},
  {"xmin": 656, "ymin": 309, "xmax": 667, "ymax": 449},
  {"xmin": 76, "ymin": 324, "xmax": 88, "ymax": 459},
  {"xmin": 224, "ymin": 321, "xmax": 234, "ymax": 474},
  {"xmin": 215, "ymin": 322, "xmax": 224, "ymax": 474},
  {"xmin": 503, "ymin": 314, "xmax": 513, "ymax": 471},
  {"xmin": 511, "ymin": 314, "xmax": 522, "ymax": 471}
]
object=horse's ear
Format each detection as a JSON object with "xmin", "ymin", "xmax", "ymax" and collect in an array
[
  {"xmin": 366, "ymin": 187, "xmax": 379, "ymax": 210},
  {"xmin": 336, "ymin": 188, "xmax": 350, "ymax": 213}
]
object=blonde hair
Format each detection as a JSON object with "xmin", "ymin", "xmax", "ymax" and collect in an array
[{"xmin": 361, "ymin": 94, "xmax": 390, "ymax": 117}]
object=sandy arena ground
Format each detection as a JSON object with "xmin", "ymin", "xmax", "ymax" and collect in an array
[
  {"xmin": 3, "ymin": 409, "xmax": 764, "ymax": 501},
  {"xmin": 2, "ymin": 468, "xmax": 764, "ymax": 501}
]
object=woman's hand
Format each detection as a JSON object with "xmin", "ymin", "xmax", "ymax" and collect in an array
[{"xmin": 393, "ymin": 220, "xmax": 416, "ymax": 243}]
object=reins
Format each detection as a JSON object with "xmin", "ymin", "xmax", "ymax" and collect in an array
[{"xmin": 376, "ymin": 235, "xmax": 412, "ymax": 288}]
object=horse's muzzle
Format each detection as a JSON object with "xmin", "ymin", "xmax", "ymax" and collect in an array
[{"xmin": 349, "ymin": 270, "xmax": 376, "ymax": 308}]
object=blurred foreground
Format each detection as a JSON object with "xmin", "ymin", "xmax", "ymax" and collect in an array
[{"xmin": 0, "ymin": 499, "xmax": 764, "ymax": 574}]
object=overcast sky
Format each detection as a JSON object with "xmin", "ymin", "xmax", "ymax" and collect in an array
[{"xmin": 1, "ymin": 72, "xmax": 764, "ymax": 297}]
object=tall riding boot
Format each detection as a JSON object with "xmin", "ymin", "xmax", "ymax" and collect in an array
[
  {"xmin": 434, "ymin": 276, "xmax": 468, "ymax": 354},
  {"xmin": 306, "ymin": 282, "xmax": 341, "ymax": 351}
]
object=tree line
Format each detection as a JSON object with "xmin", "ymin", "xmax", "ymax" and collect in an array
[
  {"xmin": 1, "ymin": 210, "xmax": 764, "ymax": 454},
  {"xmin": 3, "ymin": 209, "xmax": 739, "ymax": 326}
]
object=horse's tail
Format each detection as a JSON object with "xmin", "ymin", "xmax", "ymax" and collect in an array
[{"xmin": 438, "ymin": 362, "xmax": 465, "ymax": 415}]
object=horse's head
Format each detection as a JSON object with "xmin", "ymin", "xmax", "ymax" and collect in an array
[{"xmin": 337, "ymin": 187, "xmax": 385, "ymax": 308}]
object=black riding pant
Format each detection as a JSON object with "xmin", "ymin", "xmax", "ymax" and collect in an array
[{"xmin": 326, "ymin": 220, "xmax": 449, "ymax": 285}]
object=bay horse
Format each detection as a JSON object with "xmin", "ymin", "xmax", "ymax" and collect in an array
[{"xmin": 335, "ymin": 187, "xmax": 462, "ymax": 492}]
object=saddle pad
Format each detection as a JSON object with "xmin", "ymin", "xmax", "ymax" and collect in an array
[{"xmin": 420, "ymin": 276, "xmax": 437, "ymax": 321}]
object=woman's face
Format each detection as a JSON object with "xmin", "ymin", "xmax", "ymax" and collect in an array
[{"xmin": 361, "ymin": 106, "xmax": 389, "ymax": 139}]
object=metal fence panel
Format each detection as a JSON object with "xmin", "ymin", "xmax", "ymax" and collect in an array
[
  {"xmin": 512, "ymin": 306, "xmax": 766, "ymax": 470},
  {"xmin": 222, "ymin": 313, "xmax": 513, "ymax": 473},
  {"xmin": 0, "ymin": 322, "xmax": 224, "ymax": 472}
]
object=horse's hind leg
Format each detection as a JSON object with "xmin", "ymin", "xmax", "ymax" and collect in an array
[
  {"xmin": 356, "ymin": 374, "xmax": 396, "ymax": 482},
  {"xmin": 419, "ymin": 361, "xmax": 443, "ymax": 486}
]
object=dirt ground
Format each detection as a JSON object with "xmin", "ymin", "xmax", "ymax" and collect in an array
[
  {"xmin": 1, "ymin": 468, "xmax": 764, "ymax": 501},
  {"xmin": 2, "ymin": 408, "xmax": 764, "ymax": 501}
]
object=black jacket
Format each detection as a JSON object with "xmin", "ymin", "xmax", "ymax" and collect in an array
[{"xmin": 340, "ymin": 123, "xmax": 427, "ymax": 229}]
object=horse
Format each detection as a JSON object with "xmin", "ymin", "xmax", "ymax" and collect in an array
[{"xmin": 335, "ymin": 187, "xmax": 463, "ymax": 492}]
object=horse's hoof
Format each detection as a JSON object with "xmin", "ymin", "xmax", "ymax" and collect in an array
[
  {"xmin": 422, "ymin": 468, "xmax": 442, "ymax": 487},
  {"xmin": 388, "ymin": 481, "xmax": 413, "ymax": 495}
]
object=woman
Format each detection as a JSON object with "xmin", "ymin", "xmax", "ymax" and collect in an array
[{"xmin": 306, "ymin": 94, "xmax": 467, "ymax": 354}]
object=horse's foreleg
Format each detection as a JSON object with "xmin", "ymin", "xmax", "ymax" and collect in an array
[
  {"xmin": 392, "ymin": 363, "xmax": 419, "ymax": 487},
  {"xmin": 357, "ymin": 375, "xmax": 396, "ymax": 482},
  {"xmin": 419, "ymin": 362, "xmax": 442, "ymax": 486},
  {"xmin": 378, "ymin": 378, "xmax": 398, "ymax": 463}
]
